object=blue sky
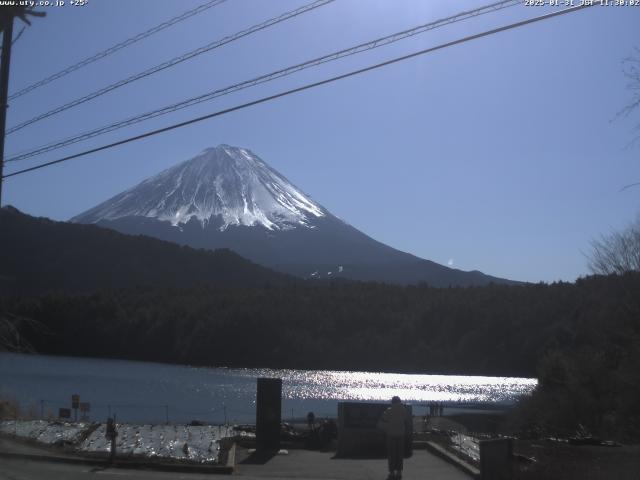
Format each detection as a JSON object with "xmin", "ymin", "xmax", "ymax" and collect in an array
[{"xmin": 2, "ymin": 0, "xmax": 639, "ymax": 283}]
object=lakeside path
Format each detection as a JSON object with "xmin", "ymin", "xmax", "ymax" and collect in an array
[
  {"xmin": 235, "ymin": 448, "xmax": 471, "ymax": 480},
  {"xmin": 1, "ymin": 436, "xmax": 472, "ymax": 479},
  {"xmin": 0, "ymin": 452, "xmax": 472, "ymax": 480}
]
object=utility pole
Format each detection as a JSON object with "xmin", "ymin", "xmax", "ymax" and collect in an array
[
  {"xmin": 0, "ymin": 15, "xmax": 14, "ymax": 207},
  {"xmin": 0, "ymin": 7, "xmax": 45, "ymax": 206}
]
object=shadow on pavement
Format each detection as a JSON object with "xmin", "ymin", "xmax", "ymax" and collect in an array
[
  {"xmin": 240, "ymin": 450, "xmax": 278, "ymax": 465},
  {"xmin": 88, "ymin": 465, "xmax": 110, "ymax": 473}
]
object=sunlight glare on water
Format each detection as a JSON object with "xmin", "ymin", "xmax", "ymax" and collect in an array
[
  {"xmin": 250, "ymin": 369, "xmax": 537, "ymax": 403},
  {"xmin": 0, "ymin": 353, "xmax": 537, "ymax": 423}
]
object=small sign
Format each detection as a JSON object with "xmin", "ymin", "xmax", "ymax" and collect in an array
[
  {"xmin": 79, "ymin": 402, "xmax": 90, "ymax": 413},
  {"xmin": 337, "ymin": 402, "xmax": 413, "ymax": 458},
  {"xmin": 59, "ymin": 408, "xmax": 71, "ymax": 419},
  {"xmin": 71, "ymin": 394, "xmax": 80, "ymax": 409},
  {"xmin": 342, "ymin": 403, "xmax": 387, "ymax": 429}
]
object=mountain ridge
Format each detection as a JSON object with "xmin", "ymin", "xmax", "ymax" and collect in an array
[
  {"xmin": 72, "ymin": 144, "xmax": 519, "ymax": 287},
  {"xmin": 0, "ymin": 205, "xmax": 292, "ymax": 294}
]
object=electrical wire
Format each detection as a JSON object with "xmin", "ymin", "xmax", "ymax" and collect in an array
[
  {"xmin": 8, "ymin": 0, "xmax": 228, "ymax": 100},
  {"xmin": 5, "ymin": 0, "xmax": 336, "ymax": 135},
  {"xmin": 5, "ymin": 0, "xmax": 520, "ymax": 163},
  {"xmin": 2, "ymin": 2, "xmax": 595, "ymax": 180}
]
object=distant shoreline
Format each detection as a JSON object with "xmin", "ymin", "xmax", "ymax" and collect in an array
[
  {"xmin": 0, "ymin": 351, "xmax": 538, "ymax": 380},
  {"xmin": 0, "ymin": 352, "xmax": 536, "ymax": 425}
]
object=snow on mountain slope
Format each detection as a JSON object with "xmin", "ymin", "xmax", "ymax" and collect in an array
[
  {"xmin": 72, "ymin": 144, "xmax": 519, "ymax": 286},
  {"xmin": 72, "ymin": 145, "xmax": 326, "ymax": 231}
]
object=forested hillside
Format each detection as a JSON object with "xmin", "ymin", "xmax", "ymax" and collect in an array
[
  {"xmin": 3, "ymin": 205, "xmax": 639, "ymax": 440},
  {"xmin": 0, "ymin": 206, "xmax": 291, "ymax": 293},
  {"xmin": 3, "ymin": 273, "xmax": 638, "ymax": 378}
]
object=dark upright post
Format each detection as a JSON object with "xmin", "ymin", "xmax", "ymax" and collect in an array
[
  {"xmin": 480, "ymin": 438, "xmax": 513, "ymax": 480},
  {"xmin": 0, "ymin": 16, "xmax": 14, "ymax": 206},
  {"xmin": 256, "ymin": 377, "xmax": 282, "ymax": 452}
]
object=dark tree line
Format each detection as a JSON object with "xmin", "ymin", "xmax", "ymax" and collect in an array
[
  {"xmin": 512, "ymin": 273, "xmax": 640, "ymax": 442},
  {"xmin": 4, "ymin": 273, "xmax": 638, "ymax": 378},
  {"xmin": 3, "ymin": 207, "xmax": 640, "ymax": 440},
  {"xmin": 3, "ymin": 272, "xmax": 640, "ymax": 441}
]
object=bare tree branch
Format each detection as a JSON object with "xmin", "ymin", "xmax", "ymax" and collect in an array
[
  {"xmin": 613, "ymin": 48, "xmax": 640, "ymax": 189},
  {"xmin": 588, "ymin": 216, "xmax": 640, "ymax": 275},
  {"xmin": 616, "ymin": 47, "xmax": 640, "ymax": 122},
  {"xmin": 0, "ymin": 312, "xmax": 48, "ymax": 353},
  {"xmin": 619, "ymin": 182, "xmax": 640, "ymax": 192}
]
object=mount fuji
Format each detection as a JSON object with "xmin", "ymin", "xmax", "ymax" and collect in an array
[{"xmin": 72, "ymin": 144, "xmax": 515, "ymax": 286}]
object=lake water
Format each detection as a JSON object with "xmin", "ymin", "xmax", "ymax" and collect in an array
[{"xmin": 0, "ymin": 353, "xmax": 536, "ymax": 424}]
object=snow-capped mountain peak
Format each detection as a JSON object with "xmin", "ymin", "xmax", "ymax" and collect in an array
[
  {"xmin": 72, "ymin": 144, "xmax": 326, "ymax": 231},
  {"xmin": 71, "ymin": 144, "xmax": 518, "ymax": 286}
]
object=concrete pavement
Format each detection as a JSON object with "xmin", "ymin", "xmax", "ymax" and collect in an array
[
  {"xmin": 234, "ymin": 447, "xmax": 471, "ymax": 480},
  {"xmin": 0, "ymin": 450, "xmax": 472, "ymax": 480},
  {"xmin": 0, "ymin": 457, "xmax": 216, "ymax": 480},
  {"xmin": 1, "ymin": 434, "xmax": 474, "ymax": 479}
]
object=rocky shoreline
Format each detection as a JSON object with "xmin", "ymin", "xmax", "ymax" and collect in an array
[{"xmin": 0, "ymin": 419, "xmax": 243, "ymax": 464}]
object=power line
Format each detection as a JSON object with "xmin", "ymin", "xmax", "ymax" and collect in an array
[
  {"xmin": 7, "ymin": 0, "xmax": 228, "ymax": 101},
  {"xmin": 6, "ymin": 0, "xmax": 336, "ymax": 135},
  {"xmin": 2, "ymin": 3, "xmax": 595, "ymax": 180},
  {"xmin": 5, "ymin": 0, "xmax": 521, "ymax": 163}
]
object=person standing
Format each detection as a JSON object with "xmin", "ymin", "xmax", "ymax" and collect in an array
[
  {"xmin": 307, "ymin": 411, "xmax": 315, "ymax": 430},
  {"xmin": 106, "ymin": 417, "xmax": 118, "ymax": 463},
  {"xmin": 378, "ymin": 396, "xmax": 412, "ymax": 480}
]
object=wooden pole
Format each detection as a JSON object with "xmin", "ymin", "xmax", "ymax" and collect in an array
[{"xmin": 0, "ymin": 16, "xmax": 14, "ymax": 207}]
